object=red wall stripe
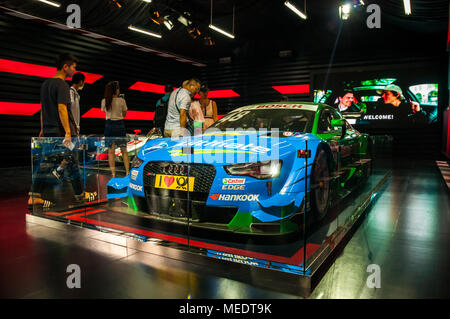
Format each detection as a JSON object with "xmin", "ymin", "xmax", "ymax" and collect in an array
[
  {"xmin": 272, "ymin": 84, "xmax": 310, "ymax": 94},
  {"xmin": 130, "ymin": 82, "xmax": 240, "ymax": 99},
  {"xmin": 194, "ymin": 90, "xmax": 240, "ymax": 99},
  {"xmin": 0, "ymin": 58, "xmax": 103, "ymax": 84},
  {"xmin": 129, "ymin": 82, "xmax": 166, "ymax": 94},
  {"xmin": 0, "ymin": 102, "xmax": 41, "ymax": 115}
]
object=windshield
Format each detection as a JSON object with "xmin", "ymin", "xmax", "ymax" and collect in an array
[{"xmin": 210, "ymin": 109, "xmax": 315, "ymax": 132}]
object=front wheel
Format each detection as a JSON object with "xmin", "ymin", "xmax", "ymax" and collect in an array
[{"xmin": 310, "ymin": 149, "xmax": 330, "ymax": 220}]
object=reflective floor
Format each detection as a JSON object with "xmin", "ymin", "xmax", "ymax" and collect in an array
[{"xmin": 1, "ymin": 157, "xmax": 449, "ymax": 298}]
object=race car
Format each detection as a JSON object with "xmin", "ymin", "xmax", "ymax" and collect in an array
[
  {"xmin": 107, "ymin": 102, "xmax": 372, "ymax": 235},
  {"xmin": 95, "ymin": 128, "xmax": 163, "ymax": 162}
]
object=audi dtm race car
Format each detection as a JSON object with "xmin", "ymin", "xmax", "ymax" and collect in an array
[{"xmin": 107, "ymin": 102, "xmax": 372, "ymax": 235}]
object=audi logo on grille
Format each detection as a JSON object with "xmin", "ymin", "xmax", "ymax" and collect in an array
[{"xmin": 163, "ymin": 164, "xmax": 186, "ymax": 175}]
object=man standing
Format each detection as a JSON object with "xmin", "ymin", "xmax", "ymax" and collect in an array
[
  {"xmin": 29, "ymin": 53, "xmax": 95, "ymax": 210},
  {"xmin": 52, "ymin": 72, "xmax": 86, "ymax": 179},
  {"xmin": 69, "ymin": 72, "xmax": 85, "ymax": 135},
  {"xmin": 154, "ymin": 84, "xmax": 172, "ymax": 136},
  {"xmin": 164, "ymin": 78, "xmax": 201, "ymax": 137}
]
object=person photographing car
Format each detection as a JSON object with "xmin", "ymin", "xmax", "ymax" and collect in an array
[{"xmin": 164, "ymin": 78, "xmax": 201, "ymax": 137}]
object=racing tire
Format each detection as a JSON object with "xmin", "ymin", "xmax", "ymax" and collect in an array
[{"xmin": 310, "ymin": 149, "xmax": 330, "ymax": 220}]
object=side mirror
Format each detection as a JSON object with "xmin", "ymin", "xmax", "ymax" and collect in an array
[{"xmin": 330, "ymin": 119, "xmax": 346, "ymax": 139}]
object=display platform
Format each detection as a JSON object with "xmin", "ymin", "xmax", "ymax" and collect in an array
[
  {"xmin": 27, "ymin": 168, "xmax": 390, "ymax": 296},
  {"xmin": 28, "ymin": 131, "xmax": 392, "ymax": 296}
]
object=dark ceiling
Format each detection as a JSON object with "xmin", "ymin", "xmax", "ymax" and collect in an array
[{"xmin": 0, "ymin": 0, "xmax": 448, "ymax": 63}]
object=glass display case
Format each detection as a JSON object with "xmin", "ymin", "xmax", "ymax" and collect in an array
[{"xmin": 29, "ymin": 127, "xmax": 392, "ymax": 294}]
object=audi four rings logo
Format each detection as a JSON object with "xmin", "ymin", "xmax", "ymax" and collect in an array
[{"xmin": 162, "ymin": 164, "xmax": 186, "ymax": 175}]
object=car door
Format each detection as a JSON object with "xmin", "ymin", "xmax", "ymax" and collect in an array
[{"xmin": 316, "ymin": 107, "xmax": 359, "ymax": 175}]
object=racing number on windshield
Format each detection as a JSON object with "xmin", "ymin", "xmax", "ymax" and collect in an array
[{"xmin": 227, "ymin": 111, "xmax": 251, "ymax": 122}]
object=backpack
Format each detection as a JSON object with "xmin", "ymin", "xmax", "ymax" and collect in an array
[{"xmin": 154, "ymin": 97, "xmax": 168, "ymax": 128}]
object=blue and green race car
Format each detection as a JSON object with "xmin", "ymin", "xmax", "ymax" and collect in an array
[{"xmin": 107, "ymin": 102, "xmax": 372, "ymax": 235}]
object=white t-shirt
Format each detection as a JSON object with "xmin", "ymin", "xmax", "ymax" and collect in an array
[
  {"xmin": 101, "ymin": 97, "xmax": 127, "ymax": 120},
  {"xmin": 165, "ymin": 88, "xmax": 192, "ymax": 131},
  {"xmin": 70, "ymin": 87, "xmax": 80, "ymax": 131}
]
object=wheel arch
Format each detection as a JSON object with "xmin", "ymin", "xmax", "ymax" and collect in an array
[{"xmin": 316, "ymin": 142, "xmax": 335, "ymax": 174}]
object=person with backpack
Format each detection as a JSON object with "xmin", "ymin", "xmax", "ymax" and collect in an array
[
  {"xmin": 164, "ymin": 78, "xmax": 201, "ymax": 138},
  {"xmin": 154, "ymin": 84, "xmax": 172, "ymax": 136}
]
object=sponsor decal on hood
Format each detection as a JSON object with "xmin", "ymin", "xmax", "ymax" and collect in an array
[
  {"xmin": 223, "ymin": 178, "xmax": 246, "ymax": 184},
  {"xmin": 129, "ymin": 183, "xmax": 143, "ymax": 192},
  {"xmin": 172, "ymin": 140, "xmax": 270, "ymax": 154},
  {"xmin": 142, "ymin": 142, "xmax": 168, "ymax": 156}
]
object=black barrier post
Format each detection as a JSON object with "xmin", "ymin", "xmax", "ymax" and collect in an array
[
  {"xmin": 183, "ymin": 146, "xmax": 194, "ymax": 247},
  {"xmin": 303, "ymin": 139, "xmax": 308, "ymax": 275}
]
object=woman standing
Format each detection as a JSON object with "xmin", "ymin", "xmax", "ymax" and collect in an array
[
  {"xmin": 101, "ymin": 81, "xmax": 129, "ymax": 178},
  {"xmin": 199, "ymin": 85, "xmax": 218, "ymax": 130}
]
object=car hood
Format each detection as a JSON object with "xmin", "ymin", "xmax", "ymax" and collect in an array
[{"xmin": 137, "ymin": 131, "xmax": 318, "ymax": 165}]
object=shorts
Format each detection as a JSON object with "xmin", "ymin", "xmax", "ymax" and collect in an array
[{"xmin": 104, "ymin": 120, "xmax": 127, "ymax": 147}]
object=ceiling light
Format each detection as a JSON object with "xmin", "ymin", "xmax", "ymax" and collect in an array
[
  {"xmin": 403, "ymin": 0, "xmax": 411, "ymax": 15},
  {"xmin": 36, "ymin": 0, "xmax": 61, "ymax": 7},
  {"xmin": 141, "ymin": 0, "xmax": 152, "ymax": 2},
  {"xmin": 209, "ymin": 1, "xmax": 235, "ymax": 39},
  {"xmin": 284, "ymin": 1, "xmax": 307, "ymax": 20},
  {"xmin": 208, "ymin": 24, "xmax": 234, "ymax": 39},
  {"xmin": 128, "ymin": 25, "xmax": 161, "ymax": 38}
]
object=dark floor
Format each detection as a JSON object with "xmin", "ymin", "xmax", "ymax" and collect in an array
[{"xmin": 1, "ymin": 158, "xmax": 449, "ymax": 298}]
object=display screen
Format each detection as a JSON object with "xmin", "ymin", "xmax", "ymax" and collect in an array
[{"xmin": 315, "ymin": 78, "xmax": 439, "ymax": 128}]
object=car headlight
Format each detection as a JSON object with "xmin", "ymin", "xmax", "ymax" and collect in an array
[
  {"xmin": 131, "ymin": 156, "xmax": 144, "ymax": 168},
  {"xmin": 224, "ymin": 160, "xmax": 282, "ymax": 179}
]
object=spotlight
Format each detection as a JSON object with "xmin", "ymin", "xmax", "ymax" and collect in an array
[
  {"xmin": 110, "ymin": 0, "xmax": 124, "ymax": 8},
  {"xmin": 151, "ymin": 10, "xmax": 164, "ymax": 24},
  {"xmin": 163, "ymin": 16, "xmax": 174, "ymax": 30},
  {"xmin": 204, "ymin": 36, "xmax": 215, "ymax": 46},
  {"xmin": 339, "ymin": 3, "xmax": 351, "ymax": 20},
  {"xmin": 178, "ymin": 13, "xmax": 192, "ymax": 27},
  {"xmin": 187, "ymin": 25, "xmax": 201, "ymax": 39}
]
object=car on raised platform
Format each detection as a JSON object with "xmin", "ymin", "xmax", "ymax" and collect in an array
[{"xmin": 107, "ymin": 102, "xmax": 372, "ymax": 235}]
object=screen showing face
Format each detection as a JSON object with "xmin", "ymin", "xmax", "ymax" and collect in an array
[{"xmin": 316, "ymin": 78, "xmax": 439, "ymax": 128}]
